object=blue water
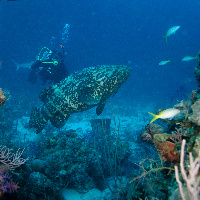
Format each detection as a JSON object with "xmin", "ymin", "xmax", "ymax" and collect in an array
[
  {"xmin": 1, "ymin": 0, "xmax": 199, "ymax": 104},
  {"xmin": 0, "ymin": 0, "xmax": 200, "ymax": 199}
]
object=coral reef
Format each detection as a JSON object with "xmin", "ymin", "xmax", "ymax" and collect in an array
[
  {"xmin": 0, "ymin": 88, "xmax": 6, "ymax": 106},
  {"xmin": 134, "ymin": 51, "xmax": 200, "ymax": 200},
  {"xmin": 0, "ymin": 146, "xmax": 27, "ymax": 199},
  {"xmin": 0, "ymin": 171, "xmax": 19, "ymax": 197},
  {"xmin": 194, "ymin": 51, "xmax": 200, "ymax": 93},
  {"xmin": 189, "ymin": 99, "xmax": 200, "ymax": 125},
  {"xmin": 2, "ymin": 52, "xmax": 200, "ymax": 200},
  {"xmin": 141, "ymin": 123, "xmax": 164, "ymax": 144},
  {"xmin": 154, "ymin": 140, "xmax": 179, "ymax": 163}
]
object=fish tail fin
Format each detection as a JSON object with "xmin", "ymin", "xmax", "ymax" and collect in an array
[
  {"xmin": 163, "ymin": 35, "xmax": 167, "ymax": 44},
  {"xmin": 168, "ymin": 59, "xmax": 171, "ymax": 63},
  {"xmin": 11, "ymin": 59, "xmax": 20, "ymax": 70},
  {"xmin": 29, "ymin": 107, "xmax": 49, "ymax": 134},
  {"xmin": 148, "ymin": 112, "xmax": 158, "ymax": 123}
]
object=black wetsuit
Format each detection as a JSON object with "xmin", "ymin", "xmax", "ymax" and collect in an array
[{"xmin": 28, "ymin": 51, "xmax": 68, "ymax": 85}]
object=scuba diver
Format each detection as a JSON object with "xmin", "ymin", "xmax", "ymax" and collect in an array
[{"xmin": 28, "ymin": 46, "xmax": 68, "ymax": 85}]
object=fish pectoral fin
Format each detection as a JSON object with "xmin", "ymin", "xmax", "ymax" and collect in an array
[
  {"xmin": 96, "ymin": 101, "xmax": 106, "ymax": 116},
  {"xmin": 39, "ymin": 86, "xmax": 55, "ymax": 103},
  {"xmin": 50, "ymin": 113, "xmax": 70, "ymax": 128}
]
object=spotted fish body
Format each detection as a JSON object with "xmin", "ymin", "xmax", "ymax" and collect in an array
[{"xmin": 29, "ymin": 65, "xmax": 132, "ymax": 133}]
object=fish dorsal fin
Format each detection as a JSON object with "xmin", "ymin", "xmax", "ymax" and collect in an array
[
  {"xmin": 39, "ymin": 86, "xmax": 55, "ymax": 103},
  {"xmin": 79, "ymin": 86, "xmax": 101, "ymax": 105}
]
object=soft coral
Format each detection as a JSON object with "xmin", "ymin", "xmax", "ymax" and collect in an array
[
  {"xmin": 154, "ymin": 141, "xmax": 179, "ymax": 163},
  {"xmin": 0, "ymin": 171, "xmax": 19, "ymax": 198}
]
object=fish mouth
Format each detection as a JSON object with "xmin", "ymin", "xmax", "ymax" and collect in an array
[
  {"xmin": 102, "ymin": 65, "xmax": 131, "ymax": 91},
  {"xmin": 115, "ymin": 65, "xmax": 132, "ymax": 81},
  {"xmin": 125, "ymin": 66, "xmax": 132, "ymax": 75}
]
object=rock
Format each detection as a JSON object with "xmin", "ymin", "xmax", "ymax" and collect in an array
[
  {"xmin": 27, "ymin": 172, "xmax": 59, "ymax": 198},
  {"xmin": 31, "ymin": 159, "xmax": 48, "ymax": 174}
]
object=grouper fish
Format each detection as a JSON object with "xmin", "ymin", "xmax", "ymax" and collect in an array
[{"xmin": 29, "ymin": 65, "xmax": 132, "ymax": 134}]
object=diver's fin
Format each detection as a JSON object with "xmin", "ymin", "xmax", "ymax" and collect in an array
[
  {"xmin": 96, "ymin": 101, "xmax": 106, "ymax": 116},
  {"xmin": 39, "ymin": 86, "xmax": 55, "ymax": 103},
  {"xmin": 148, "ymin": 112, "xmax": 158, "ymax": 123},
  {"xmin": 29, "ymin": 107, "xmax": 49, "ymax": 134},
  {"xmin": 50, "ymin": 113, "xmax": 70, "ymax": 128},
  {"xmin": 79, "ymin": 86, "xmax": 101, "ymax": 105}
]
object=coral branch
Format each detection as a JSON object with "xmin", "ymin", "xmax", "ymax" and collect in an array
[
  {"xmin": 0, "ymin": 146, "xmax": 28, "ymax": 171},
  {"xmin": 175, "ymin": 139, "xmax": 200, "ymax": 200}
]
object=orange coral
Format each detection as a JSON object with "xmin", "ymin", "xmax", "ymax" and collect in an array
[
  {"xmin": 0, "ymin": 88, "xmax": 6, "ymax": 106},
  {"xmin": 154, "ymin": 141, "xmax": 179, "ymax": 163}
]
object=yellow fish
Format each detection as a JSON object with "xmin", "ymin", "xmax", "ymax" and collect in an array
[
  {"xmin": 182, "ymin": 56, "xmax": 198, "ymax": 62},
  {"xmin": 148, "ymin": 108, "xmax": 180, "ymax": 123},
  {"xmin": 159, "ymin": 60, "xmax": 171, "ymax": 65},
  {"xmin": 163, "ymin": 26, "xmax": 180, "ymax": 43}
]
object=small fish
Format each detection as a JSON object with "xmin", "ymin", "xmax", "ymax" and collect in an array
[
  {"xmin": 159, "ymin": 60, "xmax": 171, "ymax": 65},
  {"xmin": 182, "ymin": 56, "xmax": 198, "ymax": 62},
  {"xmin": 148, "ymin": 108, "xmax": 180, "ymax": 123},
  {"xmin": 163, "ymin": 26, "xmax": 180, "ymax": 43}
]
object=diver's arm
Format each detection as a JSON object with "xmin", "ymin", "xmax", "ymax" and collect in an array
[{"xmin": 31, "ymin": 60, "xmax": 42, "ymax": 69}]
